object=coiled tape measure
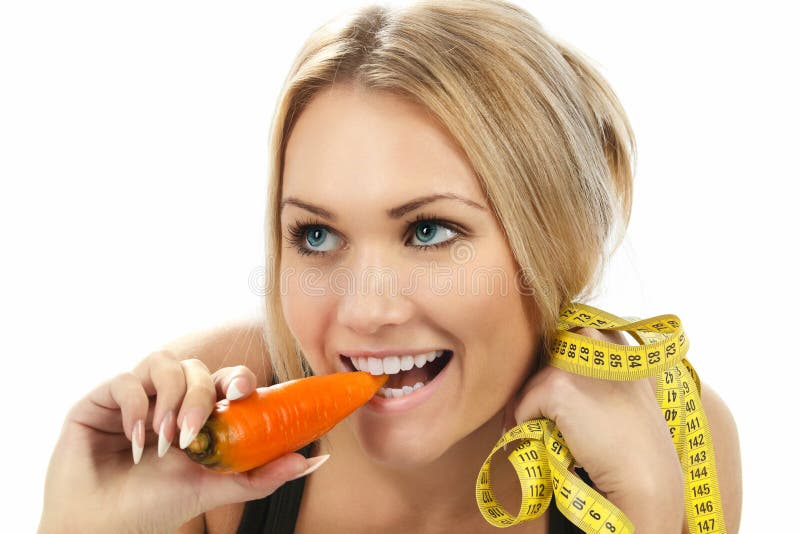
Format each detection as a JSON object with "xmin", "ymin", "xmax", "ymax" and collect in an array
[{"xmin": 475, "ymin": 303, "xmax": 726, "ymax": 533}]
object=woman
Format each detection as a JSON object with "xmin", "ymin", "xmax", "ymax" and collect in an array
[{"xmin": 38, "ymin": 1, "xmax": 742, "ymax": 532}]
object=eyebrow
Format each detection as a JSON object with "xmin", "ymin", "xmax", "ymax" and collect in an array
[{"xmin": 280, "ymin": 193, "xmax": 487, "ymax": 221}]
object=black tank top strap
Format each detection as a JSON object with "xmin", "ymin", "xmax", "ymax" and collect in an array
[
  {"xmin": 548, "ymin": 466, "xmax": 595, "ymax": 533},
  {"xmin": 235, "ymin": 442, "xmax": 316, "ymax": 534}
]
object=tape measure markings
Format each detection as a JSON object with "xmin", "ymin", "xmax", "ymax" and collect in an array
[{"xmin": 475, "ymin": 303, "xmax": 727, "ymax": 533}]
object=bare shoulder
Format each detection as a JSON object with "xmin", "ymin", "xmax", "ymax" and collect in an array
[
  {"xmin": 698, "ymin": 382, "xmax": 742, "ymax": 533},
  {"xmin": 161, "ymin": 315, "xmax": 273, "ymax": 387}
]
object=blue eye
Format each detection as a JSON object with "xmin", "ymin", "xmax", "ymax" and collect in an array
[
  {"xmin": 289, "ymin": 224, "xmax": 341, "ymax": 254},
  {"xmin": 410, "ymin": 220, "xmax": 457, "ymax": 247},
  {"xmin": 285, "ymin": 213, "xmax": 464, "ymax": 257}
]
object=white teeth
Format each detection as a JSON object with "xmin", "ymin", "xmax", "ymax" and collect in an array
[
  {"xmin": 378, "ymin": 382, "xmax": 425, "ymax": 398},
  {"xmin": 346, "ymin": 351, "xmax": 448, "ymax": 375},
  {"xmin": 427, "ymin": 350, "xmax": 444, "ymax": 362},
  {"xmin": 368, "ymin": 357, "xmax": 383, "ymax": 375},
  {"xmin": 382, "ymin": 356, "xmax": 401, "ymax": 374}
]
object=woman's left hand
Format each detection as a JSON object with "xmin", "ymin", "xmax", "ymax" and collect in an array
[{"xmin": 507, "ymin": 327, "xmax": 686, "ymax": 533}]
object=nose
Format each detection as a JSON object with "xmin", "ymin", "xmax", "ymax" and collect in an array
[{"xmin": 335, "ymin": 255, "xmax": 414, "ymax": 336}]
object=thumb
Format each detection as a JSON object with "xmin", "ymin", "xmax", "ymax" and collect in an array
[{"xmin": 200, "ymin": 453, "xmax": 331, "ymax": 510}]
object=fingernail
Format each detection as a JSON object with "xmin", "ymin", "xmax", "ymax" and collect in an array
[
  {"xmin": 291, "ymin": 454, "xmax": 330, "ymax": 480},
  {"xmin": 226, "ymin": 378, "xmax": 245, "ymax": 401},
  {"xmin": 158, "ymin": 411, "xmax": 174, "ymax": 458},
  {"xmin": 501, "ymin": 426, "xmax": 508, "ymax": 453},
  {"xmin": 179, "ymin": 417, "xmax": 198, "ymax": 450},
  {"xmin": 132, "ymin": 419, "xmax": 144, "ymax": 465}
]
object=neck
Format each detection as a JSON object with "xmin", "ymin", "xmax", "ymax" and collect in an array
[{"xmin": 312, "ymin": 410, "xmax": 536, "ymax": 532}]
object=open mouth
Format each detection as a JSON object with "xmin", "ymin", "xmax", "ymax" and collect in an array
[{"xmin": 340, "ymin": 350, "xmax": 453, "ymax": 399}]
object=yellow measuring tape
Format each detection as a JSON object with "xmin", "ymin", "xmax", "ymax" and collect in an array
[{"xmin": 475, "ymin": 303, "xmax": 726, "ymax": 533}]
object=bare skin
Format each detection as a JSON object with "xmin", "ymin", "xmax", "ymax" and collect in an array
[{"xmin": 39, "ymin": 83, "xmax": 742, "ymax": 534}]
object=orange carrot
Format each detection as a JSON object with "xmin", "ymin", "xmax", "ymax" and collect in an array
[{"xmin": 184, "ymin": 371, "xmax": 387, "ymax": 473}]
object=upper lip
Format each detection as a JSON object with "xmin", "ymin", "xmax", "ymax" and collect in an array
[{"xmin": 339, "ymin": 348, "xmax": 449, "ymax": 359}]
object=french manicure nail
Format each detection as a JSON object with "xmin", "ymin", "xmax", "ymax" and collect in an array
[
  {"xmin": 179, "ymin": 418, "xmax": 198, "ymax": 450},
  {"xmin": 132, "ymin": 419, "xmax": 144, "ymax": 465},
  {"xmin": 292, "ymin": 454, "xmax": 330, "ymax": 479},
  {"xmin": 227, "ymin": 378, "xmax": 245, "ymax": 401},
  {"xmin": 158, "ymin": 412, "xmax": 173, "ymax": 458}
]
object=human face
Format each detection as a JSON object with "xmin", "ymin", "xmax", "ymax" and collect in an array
[{"xmin": 279, "ymin": 83, "xmax": 539, "ymax": 466}]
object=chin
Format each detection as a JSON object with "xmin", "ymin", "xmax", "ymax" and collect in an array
[{"xmin": 348, "ymin": 416, "xmax": 448, "ymax": 468}]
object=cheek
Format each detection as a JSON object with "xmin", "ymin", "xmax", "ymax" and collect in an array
[
  {"xmin": 456, "ymin": 255, "xmax": 529, "ymax": 315},
  {"xmin": 450, "ymin": 261, "xmax": 538, "ymax": 377},
  {"xmin": 279, "ymin": 265, "xmax": 334, "ymax": 363}
]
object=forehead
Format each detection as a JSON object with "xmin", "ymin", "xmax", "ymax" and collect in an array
[{"xmin": 282, "ymin": 84, "xmax": 484, "ymax": 209}]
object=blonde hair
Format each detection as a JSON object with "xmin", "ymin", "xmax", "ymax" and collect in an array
[{"xmin": 264, "ymin": 0, "xmax": 636, "ymax": 383}]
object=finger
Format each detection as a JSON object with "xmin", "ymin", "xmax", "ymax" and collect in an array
[
  {"xmin": 211, "ymin": 365, "xmax": 257, "ymax": 401},
  {"xmin": 131, "ymin": 350, "xmax": 187, "ymax": 440},
  {"xmin": 68, "ymin": 390, "xmax": 127, "ymax": 434},
  {"xmin": 69, "ymin": 372, "xmax": 150, "ymax": 463},
  {"xmin": 82, "ymin": 373, "xmax": 149, "ymax": 441},
  {"xmin": 199, "ymin": 453, "xmax": 331, "ymax": 511},
  {"xmin": 568, "ymin": 325, "xmax": 630, "ymax": 346},
  {"xmin": 512, "ymin": 365, "xmax": 569, "ymax": 425},
  {"xmin": 176, "ymin": 358, "xmax": 217, "ymax": 450}
]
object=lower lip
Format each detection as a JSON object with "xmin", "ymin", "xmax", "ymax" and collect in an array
[{"xmin": 362, "ymin": 352, "xmax": 452, "ymax": 414}]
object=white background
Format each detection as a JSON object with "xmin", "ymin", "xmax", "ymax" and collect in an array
[{"xmin": 2, "ymin": 0, "xmax": 796, "ymax": 531}]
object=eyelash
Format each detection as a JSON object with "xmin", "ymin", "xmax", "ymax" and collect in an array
[{"xmin": 284, "ymin": 212, "xmax": 466, "ymax": 257}]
